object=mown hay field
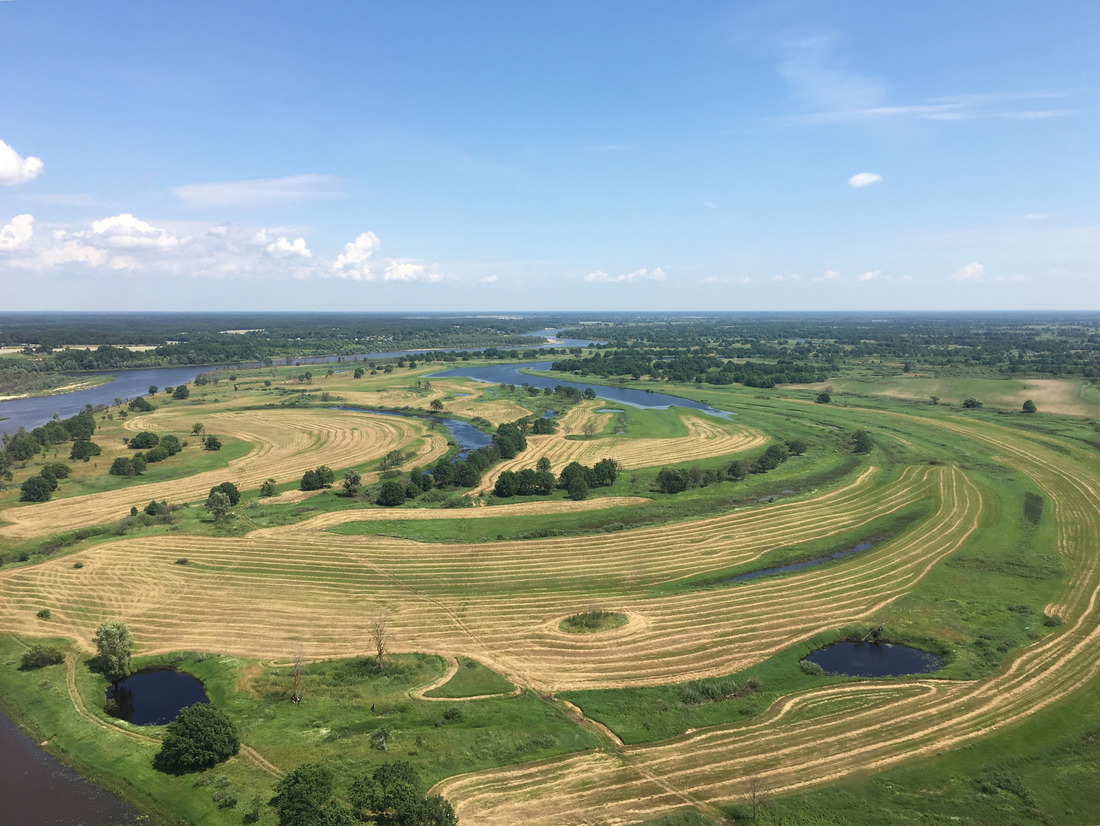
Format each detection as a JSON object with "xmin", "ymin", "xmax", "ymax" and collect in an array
[{"xmin": 0, "ymin": 407, "xmax": 448, "ymax": 539}]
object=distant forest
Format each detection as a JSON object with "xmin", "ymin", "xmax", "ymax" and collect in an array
[
  {"xmin": 5, "ymin": 312, "xmax": 1100, "ymax": 398},
  {"xmin": 550, "ymin": 312, "xmax": 1100, "ymax": 386}
]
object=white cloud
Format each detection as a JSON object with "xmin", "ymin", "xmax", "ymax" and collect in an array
[
  {"xmin": 848, "ymin": 172, "xmax": 883, "ymax": 189},
  {"xmin": 950, "ymin": 261, "xmax": 985, "ymax": 281},
  {"xmin": 37, "ymin": 239, "xmax": 109, "ymax": 268},
  {"xmin": 479, "ymin": 275, "xmax": 500, "ymax": 284},
  {"xmin": 173, "ymin": 174, "xmax": 344, "ymax": 206},
  {"xmin": 81, "ymin": 214, "xmax": 183, "ymax": 250},
  {"xmin": 700, "ymin": 275, "xmax": 720, "ymax": 284},
  {"xmin": 0, "ymin": 140, "xmax": 44, "ymax": 186},
  {"xmin": 0, "ymin": 214, "xmax": 34, "ymax": 251},
  {"xmin": 815, "ymin": 269, "xmax": 842, "ymax": 282},
  {"xmin": 266, "ymin": 236, "xmax": 312, "ymax": 258},
  {"xmin": 858, "ymin": 269, "xmax": 881, "ymax": 281},
  {"xmin": 585, "ymin": 267, "xmax": 666, "ymax": 284},
  {"xmin": 383, "ymin": 260, "xmax": 442, "ymax": 283},
  {"xmin": 330, "ymin": 231, "xmax": 380, "ymax": 280}
]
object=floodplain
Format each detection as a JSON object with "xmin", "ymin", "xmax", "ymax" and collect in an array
[{"xmin": 2, "ymin": 322, "xmax": 1099, "ymax": 825}]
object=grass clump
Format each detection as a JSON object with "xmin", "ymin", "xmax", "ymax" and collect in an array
[
  {"xmin": 560, "ymin": 607, "xmax": 629, "ymax": 634},
  {"xmin": 424, "ymin": 656, "xmax": 515, "ymax": 698}
]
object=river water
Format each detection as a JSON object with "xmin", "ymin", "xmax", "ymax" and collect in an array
[
  {"xmin": 430, "ymin": 361, "xmax": 733, "ymax": 417},
  {"xmin": 0, "ymin": 335, "xmax": 599, "ymax": 437},
  {"xmin": 0, "ymin": 710, "xmax": 144, "ymax": 825}
]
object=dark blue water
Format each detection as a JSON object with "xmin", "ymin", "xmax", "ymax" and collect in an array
[
  {"xmin": 430, "ymin": 362, "xmax": 733, "ymax": 418},
  {"xmin": 334, "ymin": 407, "xmax": 493, "ymax": 459},
  {"xmin": 724, "ymin": 539, "xmax": 881, "ymax": 583},
  {"xmin": 803, "ymin": 642, "xmax": 943, "ymax": 677},
  {"xmin": 105, "ymin": 669, "xmax": 208, "ymax": 726},
  {"xmin": 0, "ymin": 708, "xmax": 143, "ymax": 825},
  {"xmin": 0, "ymin": 335, "xmax": 602, "ymax": 437}
]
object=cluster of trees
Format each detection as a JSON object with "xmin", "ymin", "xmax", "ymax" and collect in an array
[
  {"xmin": 655, "ymin": 439, "xmax": 809, "ymax": 495},
  {"xmin": 272, "ymin": 760, "xmax": 456, "ymax": 826},
  {"xmin": 20, "ymin": 462, "xmax": 71, "ymax": 502},
  {"xmin": 205, "ymin": 482, "xmax": 240, "ymax": 520},
  {"xmin": 109, "ymin": 433, "xmax": 184, "ymax": 478},
  {"xmin": 552, "ymin": 349, "xmax": 827, "ymax": 388},
  {"xmin": 2, "ymin": 408, "xmax": 99, "ymax": 486},
  {"xmin": 300, "ymin": 465, "xmax": 335, "ymax": 491}
]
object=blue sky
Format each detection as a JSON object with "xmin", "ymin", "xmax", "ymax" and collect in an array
[{"xmin": 1, "ymin": 1, "xmax": 1097, "ymax": 311}]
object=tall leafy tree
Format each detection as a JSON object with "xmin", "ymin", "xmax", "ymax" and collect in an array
[{"xmin": 93, "ymin": 621, "xmax": 133, "ymax": 683}]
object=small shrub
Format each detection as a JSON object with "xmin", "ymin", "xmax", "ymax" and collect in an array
[
  {"xmin": 73, "ymin": 561, "xmax": 84, "ymax": 569},
  {"xmin": 175, "ymin": 558, "xmax": 189, "ymax": 565},
  {"xmin": 21, "ymin": 645, "xmax": 65, "ymax": 670},
  {"xmin": 1044, "ymin": 614, "xmax": 1064, "ymax": 627},
  {"xmin": 442, "ymin": 705, "xmax": 463, "ymax": 723},
  {"xmin": 36, "ymin": 608, "xmax": 51, "ymax": 620},
  {"xmin": 800, "ymin": 660, "xmax": 826, "ymax": 676}
]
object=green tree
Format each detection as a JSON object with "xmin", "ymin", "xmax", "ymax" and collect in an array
[
  {"xmin": 191, "ymin": 422, "xmax": 204, "ymax": 435},
  {"xmin": 655, "ymin": 467, "xmax": 688, "ymax": 494},
  {"xmin": 272, "ymin": 763, "xmax": 356, "ymax": 826},
  {"xmin": 148, "ymin": 385, "xmax": 158, "ymax": 396},
  {"xmin": 316, "ymin": 465, "xmax": 335, "ymax": 486},
  {"xmin": 260, "ymin": 478, "xmax": 278, "ymax": 497},
  {"xmin": 342, "ymin": 469, "xmax": 362, "ymax": 496},
  {"xmin": 567, "ymin": 476, "xmax": 588, "ymax": 501},
  {"xmin": 20, "ymin": 475, "xmax": 54, "ymax": 502},
  {"xmin": 430, "ymin": 399, "xmax": 444, "ymax": 411},
  {"xmin": 159, "ymin": 434, "xmax": 182, "ymax": 455},
  {"xmin": 109, "ymin": 457, "xmax": 135, "ymax": 477},
  {"xmin": 205, "ymin": 490, "xmax": 232, "ymax": 520},
  {"xmin": 154, "ymin": 703, "xmax": 240, "ymax": 774},
  {"xmin": 493, "ymin": 470, "xmax": 518, "ymax": 498},
  {"xmin": 815, "ymin": 392, "xmax": 831, "ymax": 404},
  {"xmin": 962, "ymin": 397, "xmax": 983, "ymax": 409},
  {"xmin": 377, "ymin": 480, "xmax": 407, "ymax": 507},
  {"xmin": 172, "ymin": 384, "xmax": 191, "ymax": 400},
  {"xmin": 1022, "ymin": 399, "xmax": 1037, "ymax": 413},
  {"xmin": 70, "ymin": 439, "xmax": 102, "ymax": 461},
  {"xmin": 851, "ymin": 430, "xmax": 874, "ymax": 454},
  {"xmin": 210, "ymin": 481, "xmax": 240, "ymax": 505},
  {"xmin": 536, "ymin": 456, "xmax": 552, "ymax": 473},
  {"xmin": 203, "ymin": 435, "xmax": 222, "ymax": 451},
  {"xmin": 93, "ymin": 621, "xmax": 133, "ymax": 683},
  {"xmin": 300, "ymin": 469, "xmax": 324, "ymax": 491}
]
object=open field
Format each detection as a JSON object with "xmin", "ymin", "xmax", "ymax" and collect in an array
[
  {"xmin": 473, "ymin": 403, "xmax": 768, "ymax": 494},
  {"xmin": 0, "ymin": 407, "xmax": 448, "ymax": 539},
  {"xmin": 802, "ymin": 374, "xmax": 1100, "ymax": 417},
  {"xmin": 2, "ymin": 360, "xmax": 1100, "ymax": 824}
]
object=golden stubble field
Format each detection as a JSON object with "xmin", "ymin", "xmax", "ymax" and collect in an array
[{"xmin": 0, "ymin": 406, "xmax": 448, "ymax": 539}]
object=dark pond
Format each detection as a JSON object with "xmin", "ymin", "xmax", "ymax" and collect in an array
[
  {"xmin": 105, "ymin": 668, "xmax": 208, "ymax": 726},
  {"xmin": 803, "ymin": 642, "xmax": 943, "ymax": 677},
  {"xmin": 723, "ymin": 538, "xmax": 882, "ymax": 583},
  {"xmin": 0, "ymin": 708, "xmax": 143, "ymax": 825},
  {"xmin": 430, "ymin": 361, "xmax": 733, "ymax": 418},
  {"xmin": 333, "ymin": 407, "xmax": 493, "ymax": 459}
]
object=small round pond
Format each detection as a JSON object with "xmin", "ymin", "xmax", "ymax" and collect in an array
[
  {"xmin": 105, "ymin": 668, "xmax": 209, "ymax": 725},
  {"xmin": 803, "ymin": 642, "xmax": 943, "ymax": 678}
]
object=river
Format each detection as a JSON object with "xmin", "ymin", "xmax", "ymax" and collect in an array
[
  {"xmin": 0, "ymin": 333, "xmax": 598, "ymax": 437},
  {"xmin": 0, "ymin": 709, "xmax": 144, "ymax": 826},
  {"xmin": 430, "ymin": 361, "xmax": 733, "ymax": 417}
]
